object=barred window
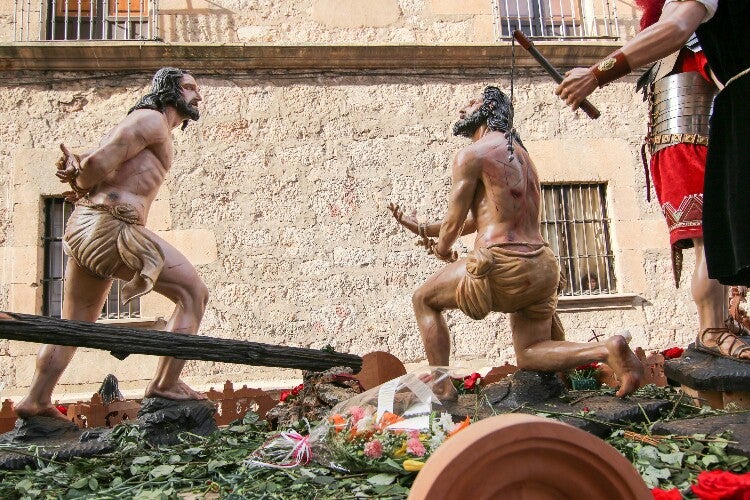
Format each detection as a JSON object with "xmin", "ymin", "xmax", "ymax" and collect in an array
[
  {"xmin": 540, "ymin": 183, "xmax": 616, "ymax": 296},
  {"xmin": 44, "ymin": 0, "xmax": 152, "ymax": 41},
  {"xmin": 41, "ymin": 198, "xmax": 141, "ymax": 319},
  {"xmin": 493, "ymin": 0, "xmax": 580, "ymax": 38}
]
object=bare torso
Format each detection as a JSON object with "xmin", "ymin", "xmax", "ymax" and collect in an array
[
  {"xmin": 83, "ymin": 109, "xmax": 174, "ymax": 223},
  {"xmin": 467, "ymin": 131, "xmax": 544, "ymax": 250}
]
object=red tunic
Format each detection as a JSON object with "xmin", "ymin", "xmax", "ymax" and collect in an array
[{"xmin": 649, "ymin": 48, "xmax": 712, "ymax": 248}]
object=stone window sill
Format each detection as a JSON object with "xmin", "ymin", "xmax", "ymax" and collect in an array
[
  {"xmin": 557, "ymin": 293, "xmax": 640, "ymax": 312},
  {"xmin": 97, "ymin": 317, "xmax": 166, "ymax": 329},
  {"xmin": 0, "ymin": 42, "xmax": 623, "ymax": 72}
]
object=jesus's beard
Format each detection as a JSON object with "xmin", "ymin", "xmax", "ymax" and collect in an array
[
  {"xmin": 175, "ymin": 96, "xmax": 200, "ymax": 121},
  {"xmin": 452, "ymin": 108, "xmax": 487, "ymax": 138}
]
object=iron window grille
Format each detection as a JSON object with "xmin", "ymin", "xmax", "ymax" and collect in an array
[
  {"xmin": 492, "ymin": 0, "xmax": 621, "ymax": 40},
  {"xmin": 540, "ymin": 183, "xmax": 616, "ymax": 296},
  {"xmin": 13, "ymin": 0, "xmax": 158, "ymax": 41}
]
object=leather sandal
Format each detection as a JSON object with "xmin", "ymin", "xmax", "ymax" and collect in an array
[
  {"xmin": 726, "ymin": 316, "xmax": 750, "ymax": 337},
  {"xmin": 695, "ymin": 327, "xmax": 750, "ymax": 363}
]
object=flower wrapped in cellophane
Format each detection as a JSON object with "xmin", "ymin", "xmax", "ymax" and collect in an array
[{"xmin": 246, "ymin": 367, "xmax": 475, "ymax": 474}]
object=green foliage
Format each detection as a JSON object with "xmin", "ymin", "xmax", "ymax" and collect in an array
[
  {"xmin": 0, "ymin": 386, "xmax": 747, "ymax": 499},
  {"xmin": 0, "ymin": 411, "xmax": 413, "ymax": 499}
]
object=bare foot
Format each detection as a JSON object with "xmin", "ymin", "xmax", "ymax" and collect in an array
[
  {"xmin": 604, "ymin": 335, "xmax": 644, "ymax": 398},
  {"xmin": 14, "ymin": 399, "xmax": 70, "ymax": 422},
  {"xmin": 145, "ymin": 379, "xmax": 207, "ymax": 401}
]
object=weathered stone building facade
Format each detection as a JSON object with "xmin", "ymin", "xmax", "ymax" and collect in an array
[{"xmin": 0, "ymin": 1, "xmax": 700, "ymax": 399}]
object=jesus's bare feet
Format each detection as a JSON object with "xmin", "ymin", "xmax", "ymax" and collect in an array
[
  {"xmin": 14, "ymin": 398, "xmax": 70, "ymax": 422},
  {"xmin": 145, "ymin": 379, "xmax": 207, "ymax": 401},
  {"xmin": 604, "ymin": 335, "xmax": 644, "ymax": 397}
]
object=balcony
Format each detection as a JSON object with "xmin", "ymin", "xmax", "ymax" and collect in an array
[
  {"xmin": 492, "ymin": 0, "xmax": 626, "ymax": 40},
  {"xmin": 3, "ymin": 0, "xmax": 634, "ymax": 73},
  {"xmin": 12, "ymin": 0, "xmax": 158, "ymax": 41}
]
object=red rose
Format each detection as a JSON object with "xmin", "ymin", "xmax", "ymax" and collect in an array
[
  {"xmin": 575, "ymin": 362, "xmax": 600, "ymax": 371},
  {"xmin": 651, "ymin": 487, "xmax": 681, "ymax": 500},
  {"xmin": 462, "ymin": 373, "xmax": 482, "ymax": 391},
  {"xmin": 691, "ymin": 470, "xmax": 750, "ymax": 500},
  {"xmin": 291, "ymin": 384, "xmax": 304, "ymax": 396},
  {"xmin": 279, "ymin": 390, "xmax": 292, "ymax": 402},
  {"xmin": 661, "ymin": 347, "xmax": 685, "ymax": 360}
]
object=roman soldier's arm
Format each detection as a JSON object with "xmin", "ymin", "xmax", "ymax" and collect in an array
[{"xmin": 556, "ymin": 0, "xmax": 709, "ymax": 109}]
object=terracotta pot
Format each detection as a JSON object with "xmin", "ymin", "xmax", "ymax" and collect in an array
[{"xmin": 408, "ymin": 414, "xmax": 650, "ymax": 500}]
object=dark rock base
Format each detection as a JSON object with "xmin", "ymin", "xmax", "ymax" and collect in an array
[
  {"xmin": 665, "ymin": 340, "xmax": 750, "ymax": 393},
  {"xmin": 652, "ymin": 412, "xmax": 750, "ymax": 458},
  {"xmin": 137, "ymin": 397, "xmax": 218, "ymax": 446},
  {"xmin": 0, "ymin": 398, "xmax": 219, "ymax": 469},
  {"xmin": 0, "ymin": 416, "xmax": 114, "ymax": 470}
]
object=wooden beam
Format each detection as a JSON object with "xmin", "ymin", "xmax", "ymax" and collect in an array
[{"xmin": 0, "ymin": 312, "xmax": 361, "ymax": 372}]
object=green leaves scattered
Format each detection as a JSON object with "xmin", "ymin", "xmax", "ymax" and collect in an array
[
  {"xmin": 0, "ymin": 385, "xmax": 748, "ymax": 499},
  {"xmin": 608, "ymin": 429, "xmax": 749, "ymax": 491}
]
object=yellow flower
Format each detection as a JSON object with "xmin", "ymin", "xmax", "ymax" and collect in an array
[
  {"xmin": 393, "ymin": 441, "xmax": 408, "ymax": 458},
  {"xmin": 403, "ymin": 459, "xmax": 425, "ymax": 472}
]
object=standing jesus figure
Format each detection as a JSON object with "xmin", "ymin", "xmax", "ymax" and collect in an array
[{"xmin": 16, "ymin": 67, "xmax": 209, "ymax": 421}]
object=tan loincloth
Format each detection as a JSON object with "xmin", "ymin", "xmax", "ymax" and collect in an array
[
  {"xmin": 63, "ymin": 201, "xmax": 165, "ymax": 305},
  {"xmin": 456, "ymin": 244, "xmax": 560, "ymax": 321}
]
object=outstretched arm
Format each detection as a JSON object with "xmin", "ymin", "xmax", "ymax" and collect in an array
[
  {"xmin": 434, "ymin": 150, "xmax": 479, "ymax": 258},
  {"xmin": 555, "ymin": 0, "xmax": 710, "ymax": 109},
  {"xmin": 387, "ymin": 202, "xmax": 476, "ymax": 238}
]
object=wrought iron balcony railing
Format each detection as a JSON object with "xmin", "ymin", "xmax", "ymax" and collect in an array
[
  {"xmin": 493, "ymin": 0, "xmax": 623, "ymax": 40},
  {"xmin": 13, "ymin": 0, "xmax": 158, "ymax": 41}
]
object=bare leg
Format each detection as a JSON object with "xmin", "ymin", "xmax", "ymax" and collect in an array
[
  {"xmin": 510, "ymin": 313, "xmax": 643, "ymax": 397},
  {"xmin": 15, "ymin": 261, "xmax": 113, "ymax": 420},
  {"xmin": 691, "ymin": 239, "xmax": 726, "ymax": 331},
  {"xmin": 124, "ymin": 231, "xmax": 209, "ymax": 400},
  {"xmin": 691, "ymin": 239, "xmax": 750, "ymax": 360},
  {"xmin": 412, "ymin": 260, "xmax": 467, "ymax": 366}
]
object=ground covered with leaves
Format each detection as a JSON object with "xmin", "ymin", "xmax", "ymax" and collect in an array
[{"xmin": 0, "ymin": 386, "xmax": 747, "ymax": 499}]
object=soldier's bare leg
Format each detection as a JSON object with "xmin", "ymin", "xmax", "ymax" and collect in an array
[
  {"xmin": 691, "ymin": 239, "xmax": 750, "ymax": 360},
  {"xmin": 15, "ymin": 261, "xmax": 113, "ymax": 420},
  {"xmin": 510, "ymin": 313, "xmax": 644, "ymax": 397},
  {"xmin": 120, "ymin": 230, "xmax": 209, "ymax": 400},
  {"xmin": 692, "ymin": 239, "xmax": 726, "ymax": 331}
]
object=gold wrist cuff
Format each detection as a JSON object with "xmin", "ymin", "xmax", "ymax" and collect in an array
[{"xmin": 590, "ymin": 50, "xmax": 632, "ymax": 87}]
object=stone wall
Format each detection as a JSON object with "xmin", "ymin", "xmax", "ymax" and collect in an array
[
  {"xmin": 158, "ymin": 0, "xmax": 641, "ymax": 44},
  {"xmin": 0, "ymin": 66, "xmax": 702, "ymax": 398},
  {"xmin": 0, "ymin": 0, "xmax": 640, "ymax": 43}
]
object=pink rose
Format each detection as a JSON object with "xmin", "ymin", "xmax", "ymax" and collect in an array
[
  {"xmin": 364, "ymin": 440, "xmax": 383, "ymax": 458},
  {"xmin": 407, "ymin": 437, "xmax": 426, "ymax": 457}
]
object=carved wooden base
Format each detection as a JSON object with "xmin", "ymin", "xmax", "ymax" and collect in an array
[{"xmin": 408, "ymin": 414, "xmax": 649, "ymax": 500}]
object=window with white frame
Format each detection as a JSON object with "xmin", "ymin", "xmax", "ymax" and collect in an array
[
  {"xmin": 540, "ymin": 183, "xmax": 616, "ymax": 296},
  {"xmin": 41, "ymin": 197, "xmax": 141, "ymax": 319}
]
